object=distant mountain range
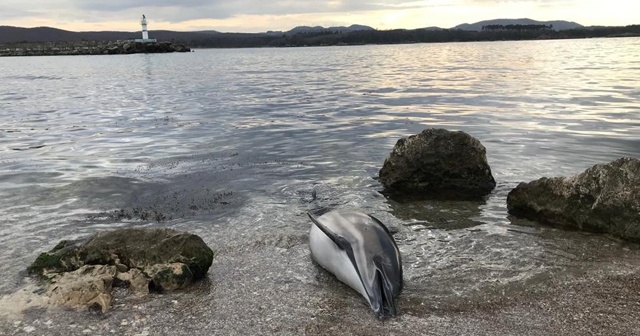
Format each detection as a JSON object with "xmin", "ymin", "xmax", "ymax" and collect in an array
[
  {"xmin": 451, "ymin": 18, "xmax": 583, "ymax": 31},
  {"xmin": 285, "ymin": 24, "xmax": 374, "ymax": 34},
  {"xmin": 1, "ymin": 18, "xmax": 637, "ymax": 48},
  {"xmin": 422, "ymin": 26, "xmax": 445, "ymax": 31},
  {"xmin": 0, "ymin": 25, "xmax": 217, "ymax": 44},
  {"xmin": 0, "ymin": 24, "xmax": 376, "ymax": 44}
]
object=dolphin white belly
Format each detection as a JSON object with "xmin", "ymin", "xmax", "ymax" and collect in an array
[{"xmin": 309, "ymin": 224, "xmax": 368, "ymax": 301}]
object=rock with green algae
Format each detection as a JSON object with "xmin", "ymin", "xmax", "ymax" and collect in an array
[{"xmin": 28, "ymin": 228, "xmax": 214, "ymax": 312}]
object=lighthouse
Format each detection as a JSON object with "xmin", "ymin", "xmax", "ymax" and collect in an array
[
  {"xmin": 135, "ymin": 14, "xmax": 157, "ymax": 43},
  {"xmin": 141, "ymin": 14, "xmax": 149, "ymax": 40}
]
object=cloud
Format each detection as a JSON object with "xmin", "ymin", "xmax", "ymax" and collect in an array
[
  {"xmin": 66, "ymin": 0, "xmax": 422, "ymax": 22},
  {"xmin": 0, "ymin": 0, "xmax": 77, "ymax": 20},
  {"xmin": 462, "ymin": 0, "xmax": 561, "ymax": 2},
  {"xmin": 3, "ymin": 0, "xmax": 416, "ymax": 28},
  {"xmin": 72, "ymin": 0, "xmax": 213, "ymax": 12},
  {"xmin": 0, "ymin": 6, "xmax": 30, "ymax": 20},
  {"xmin": 460, "ymin": 0, "xmax": 577, "ymax": 8},
  {"xmin": 4, "ymin": 0, "xmax": 635, "ymax": 32}
]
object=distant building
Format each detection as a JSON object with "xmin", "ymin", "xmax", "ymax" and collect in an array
[{"xmin": 135, "ymin": 14, "xmax": 157, "ymax": 43}]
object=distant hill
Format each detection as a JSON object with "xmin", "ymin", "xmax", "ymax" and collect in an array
[
  {"xmin": 3, "ymin": 21, "xmax": 638, "ymax": 50},
  {"xmin": 422, "ymin": 26, "xmax": 444, "ymax": 31},
  {"xmin": 194, "ymin": 30, "xmax": 221, "ymax": 34},
  {"xmin": 287, "ymin": 24, "xmax": 374, "ymax": 34},
  {"xmin": 453, "ymin": 18, "xmax": 583, "ymax": 31},
  {"xmin": 0, "ymin": 24, "xmax": 376, "ymax": 44},
  {"xmin": 0, "ymin": 26, "xmax": 82, "ymax": 43},
  {"xmin": 0, "ymin": 26, "xmax": 220, "ymax": 44}
]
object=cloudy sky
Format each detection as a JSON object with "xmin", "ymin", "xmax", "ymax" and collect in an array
[{"xmin": 1, "ymin": 0, "xmax": 638, "ymax": 32}]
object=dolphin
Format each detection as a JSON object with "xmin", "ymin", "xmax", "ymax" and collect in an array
[{"xmin": 308, "ymin": 211, "xmax": 403, "ymax": 318}]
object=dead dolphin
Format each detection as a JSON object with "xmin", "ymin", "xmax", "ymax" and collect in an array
[{"xmin": 308, "ymin": 210, "xmax": 403, "ymax": 318}]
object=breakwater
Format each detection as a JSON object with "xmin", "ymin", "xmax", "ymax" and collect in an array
[{"xmin": 0, "ymin": 40, "xmax": 190, "ymax": 57}]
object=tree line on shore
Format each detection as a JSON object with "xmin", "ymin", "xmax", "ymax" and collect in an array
[
  {"xmin": 178, "ymin": 25, "xmax": 640, "ymax": 48},
  {"xmin": 2, "ymin": 24, "xmax": 639, "ymax": 50},
  {"xmin": 481, "ymin": 24, "xmax": 553, "ymax": 31}
]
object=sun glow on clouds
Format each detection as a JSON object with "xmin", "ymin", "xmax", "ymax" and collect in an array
[
  {"xmin": 3, "ymin": 0, "xmax": 639, "ymax": 33},
  {"xmin": 327, "ymin": 0, "xmax": 343, "ymax": 9}
]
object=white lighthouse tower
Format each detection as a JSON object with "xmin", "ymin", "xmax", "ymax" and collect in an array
[
  {"xmin": 141, "ymin": 14, "xmax": 149, "ymax": 40},
  {"xmin": 135, "ymin": 14, "xmax": 157, "ymax": 43}
]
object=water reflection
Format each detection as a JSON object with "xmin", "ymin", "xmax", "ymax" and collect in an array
[
  {"xmin": 0, "ymin": 38, "xmax": 640, "ymax": 302},
  {"xmin": 387, "ymin": 196, "xmax": 485, "ymax": 230}
]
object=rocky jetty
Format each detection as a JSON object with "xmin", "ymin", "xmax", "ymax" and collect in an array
[
  {"xmin": 0, "ymin": 40, "xmax": 190, "ymax": 57},
  {"xmin": 379, "ymin": 129, "xmax": 496, "ymax": 200},
  {"xmin": 28, "ymin": 228, "xmax": 214, "ymax": 312},
  {"xmin": 507, "ymin": 157, "xmax": 640, "ymax": 241},
  {"xmin": 104, "ymin": 41, "xmax": 190, "ymax": 55}
]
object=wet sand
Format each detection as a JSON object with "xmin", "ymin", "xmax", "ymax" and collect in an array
[{"xmin": 2, "ymin": 227, "xmax": 640, "ymax": 336}]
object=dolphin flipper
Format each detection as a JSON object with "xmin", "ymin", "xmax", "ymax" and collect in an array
[
  {"xmin": 307, "ymin": 212, "xmax": 350, "ymax": 250},
  {"xmin": 308, "ymin": 212, "xmax": 366, "ymax": 291}
]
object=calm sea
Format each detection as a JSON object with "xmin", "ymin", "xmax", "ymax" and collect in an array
[{"xmin": 0, "ymin": 37, "xmax": 639, "ymax": 328}]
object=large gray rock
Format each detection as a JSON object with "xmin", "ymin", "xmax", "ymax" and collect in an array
[
  {"xmin": 379, "ymin": 129, "xmax": 496, "ymax": 200},
  {"xmin": 29, "ymin": 228, "xmax": 214, "ymax": 311},
  {"xmin": 507, "ymin": 157, "xmax": 640, "ymax": 241}
]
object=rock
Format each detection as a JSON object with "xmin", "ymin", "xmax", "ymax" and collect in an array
[
  {"xmin": 145, "ymin": 263, "xmax": 194, "ymax": 292},
  {"xmin": 507, "ymin": 157, "xmax": 640, "ymax": 241},
  {"xmin": 172, "ymin": 44, "xmax": 187, "ymax": 52},
  {"xmin": 28, "ymin": 228, "xmax": 214, "ymax": 311},
  {"xmin": 115, "ymin": 268, "xmax": 150, "ymax": 294},
  {"xmin": 0, "ymin": 40, "xmax": 190, "ymax": 57},
  {"xmin": 106, "ymin": 46, "xmax": 121, "ymax": 54},
  {"xmin": 47, "ymin": 265, "xmax": 117, "ymax": 314},
  {"xmin": 379, "ymin": 128, "xmax": 496, "ymax": 200}
]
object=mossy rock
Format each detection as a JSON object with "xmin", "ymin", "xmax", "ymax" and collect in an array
[
  {"xmin": 29, "ymin": 228, "xmax": 214, "ymax": 285},
  {"xmin": 145, "ymin": 263, "xmax": 194, "ymax": 292},
  {"xmin": 28, "ymin": 239, "xmax": 87, "ymax": 276}
]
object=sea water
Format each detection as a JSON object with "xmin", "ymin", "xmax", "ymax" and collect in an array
[{"xmin": 0, "ymin": 37, "xmax": 639, "ymax": 332}]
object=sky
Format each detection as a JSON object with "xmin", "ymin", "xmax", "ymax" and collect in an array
[{"xmin": 1, "ymin": 0, "xmax": 638, "ymax": 33}]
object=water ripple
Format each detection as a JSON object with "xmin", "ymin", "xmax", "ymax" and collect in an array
[{"xmin": 0, "ymin": 38, "xmax": 639, "ymax": 296}]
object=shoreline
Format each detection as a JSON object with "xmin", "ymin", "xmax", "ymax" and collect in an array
[
  {"xmin": 2, "ymin": 232, "xmax": 640, "ymax": 335},
  {"xmin": 2, "ymin": 29, "xmax": 638, "ymax": 56}
]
